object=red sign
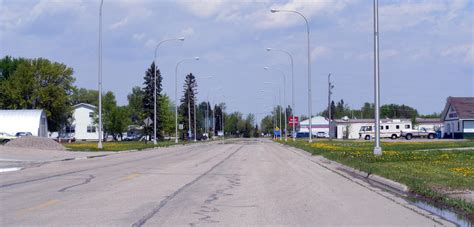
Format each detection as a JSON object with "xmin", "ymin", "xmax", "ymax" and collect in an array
[{"xmin": 288, "ymin": 116, "xmax": 299, "ymax": 126}]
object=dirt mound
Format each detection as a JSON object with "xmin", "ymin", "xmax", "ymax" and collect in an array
[{"xmin": 5, "ymin": 136, "xmax": 65, "ymax": 151}]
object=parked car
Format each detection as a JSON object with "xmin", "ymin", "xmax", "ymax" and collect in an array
[
  {"xmin": 296, "ymin": 132, "xmax": 310, "ymax": 138},
  {"xmin": 53, "ymin": 135, "xmax": 76, "ymax": 143},
  {"xmin": 15, "ymin": 132, "xmax": 32, "ymax": 137},
  {"xmin": 0, "ymin": 132, "xmax": 16, "ymax": 143},
  {"xmin": 316, "ymin": 132, "xmax": 327, "ymax": 138},
  {"xmin": 123, "ymin": 134, "xmax": 142, "ymax": 141},
  {"xmin": 401, "ymin": 127, "xmax": 436, "ymax": 140}
]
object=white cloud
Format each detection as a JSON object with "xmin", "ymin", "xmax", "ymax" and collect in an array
[
  {"xmin": 176, "ymin": 0, "xmax": 227, "ymax": 17},
  {"xmin": 109, "ymin": 17, "xmax": 129, "ymax": 30},
  {"xmin": 132, "ymin": 33, "xmax": 146, "ymax": 42},
  {"xmin": 442, "ymin": 44, "xmax": 474, "ymax": 64},
  {"xmin": 180, "ymin": 27, "xmax": 195, "ymax": 37},
  {"xmin": 311, "ymin": 46, "xmax": 331, "ymax": 60}
]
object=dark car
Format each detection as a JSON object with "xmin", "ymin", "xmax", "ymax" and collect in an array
[
  {"xmin": 15, "ymin": 132, "xmax": 32, "ymax": 137},
  {"xmin": 123, "ymin": 134, "xmax": 142, "ymax": 141},
  {"xmin": 54, "ymin": 135, "xmax": 76, "ymax": 143},
  {"xmin": 296, "ymin": 132, "xmax": 310, "ymax": 138}
]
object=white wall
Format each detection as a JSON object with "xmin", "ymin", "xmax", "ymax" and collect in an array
[{"xmin": 73, "ymin": 107, "xmax": 99, "ymax": 140}]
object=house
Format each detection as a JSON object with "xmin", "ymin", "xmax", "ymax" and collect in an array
[
  {"xmin": 298, "ymin": 116, "xmax": 329, "ymax": 136},
  {"xmin": 72, "ymin": 103, "xmax": 99, "ymax": 141},
  {"xmin": 331, "ymin": 118, "xmax": 412, "ymax": 139},
  {"xmin": 0, "ymin": 109, "xmax": 48, "ymax": 137},
  {"xmin": 441, "ymin": 97, "xmax": 474, "ymax": 139}
]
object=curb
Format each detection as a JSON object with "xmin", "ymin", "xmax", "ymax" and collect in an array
[{"xmin": 279, "ymin": 142, "xmax": 409, "ymax": 194}]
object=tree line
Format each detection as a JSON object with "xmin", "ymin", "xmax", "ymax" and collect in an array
[{"xmin": 0, "ymin": 56, "xmax": 259, "ymax": 140}]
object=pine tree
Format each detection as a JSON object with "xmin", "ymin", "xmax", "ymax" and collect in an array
[
  {"xmin": 179, "ymin": 73, "xmax": 197, "ymax": 140},
  {"xmin": 142, "ymin": 62, "xmax": 163, "ymax": 140}
]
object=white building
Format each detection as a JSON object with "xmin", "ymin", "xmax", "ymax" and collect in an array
[
  {"xmin": 331, "ymin": 118, "xmax": 412, "ymax": 139},
  {"xmin": 299, "ymin": 116, "xmax": 329, "ymax": 136},
  {"xmin": 441, "ymin": 97, "xmax": 474, "ymax": 139},
  {"xmin": 72, "ymin": 103, "xmax": 99, "ymax": 141},
  {"xmin": 0, "ymin": 109, "xmax": 48, "ymax": 137}
]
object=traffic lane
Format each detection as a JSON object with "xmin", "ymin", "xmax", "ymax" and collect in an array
[
  {"xmin": 144, "ymin": 140, "xmax": 452, "ymax": 226},
  {"xmin": 0, "ymin": 143, "xmax": 238, "ymax": 226}
]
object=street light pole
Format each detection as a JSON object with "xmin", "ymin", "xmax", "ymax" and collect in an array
[
  {"xmin": 98, "ymin": 0, "xmax": 103, "ymax": 149},
  {"xmin": 271, "ymin": 9, "xmax": 312, "ymax": 142},
  {"xmin": 266, "ymin": 48, "xmax": 295, "ymax": 141},
  {"xmin": 175, "ymin": 57, "xmax": 199, "ymax": 143},
  {"xmin": 264, "ymin": 67, "xmax": 287, "ymax": 141},
  {"xmin": 153, "ymin": 37, "xmax": 185, "ymax": 145},
  {"xmin": 373, "ymin": 0, "xmax": 382, "ymax": 155},
  {"xmin": 328, "ymin": 73, "xmax": 334, "ymax": 140}
]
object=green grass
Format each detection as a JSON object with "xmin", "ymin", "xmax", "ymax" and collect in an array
[
  {"xmin": 64, "ymin": 140, "xmax": 180, "ymax": 151},
  {"xmin": 280, "ymin": 139, "xmax": 474, "ymax": 219}
]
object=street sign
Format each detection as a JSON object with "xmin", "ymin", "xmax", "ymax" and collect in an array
[
  {"xmin": 143, "ymin": 117, "xmax": 153, "ymax": 126},
  {"xmin": 288, "ymin": 116, "xmax": 299, "ymax": 126},
  {"xmin": 179, "ymin": 124, "xmax": 184, "ymax": 130}
]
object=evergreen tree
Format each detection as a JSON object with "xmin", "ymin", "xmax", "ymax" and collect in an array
[
  {"xmin": 179, "ymin": 73, "xmax": 197, "ymax": 140},
  {"xmin": 142, "ymin": 62, "xmax": 163, "ymax": 140}
]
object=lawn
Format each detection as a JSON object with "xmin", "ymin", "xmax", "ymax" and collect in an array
[
  {"xmin": 64, "ymin": 140, "xmax": 180, "ymax": 151},
  {"xmin": 280, "ymin": 139, "xmax": 474, "ymax": 219}
]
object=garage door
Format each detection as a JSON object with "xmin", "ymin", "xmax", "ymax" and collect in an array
[{"xmin": 464, "ymin": 120, "xmax": 474, "ymax": 133}]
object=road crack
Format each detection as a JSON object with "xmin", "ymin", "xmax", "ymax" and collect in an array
[
  {"xmin": 131, "ymin": 145, "xmax": 243, "ymax": 227},
  {"xmin": 58, "ymin": 174, "xmax": 95, "ymax": 192}
]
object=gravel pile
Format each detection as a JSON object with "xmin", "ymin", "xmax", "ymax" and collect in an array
[{"xmin": 5, "ymin": 136, "xmax": 65, "ymax": 151}]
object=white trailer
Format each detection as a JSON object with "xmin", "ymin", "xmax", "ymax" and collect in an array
[{"xmin": 359, "ymin": 119, "xmax": 412, "ymax": 140}]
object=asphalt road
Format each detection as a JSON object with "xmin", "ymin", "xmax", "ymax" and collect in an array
[{"xmin": 0, "ymin": 139, "xmax": 453, "ymax": 226}]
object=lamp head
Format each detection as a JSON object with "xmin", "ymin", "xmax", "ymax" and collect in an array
[
  {"xmin": 195, "ymin": 57, "xmax": 200, "ymax": 60},
  {"xmin": 266, "ymin": 48, "xmax": 272, "ymax": 51},
  {"xmin": 178, "ymin": 37, "xmax": 185, "ymax": 41},
  {"xmin": 263, "ymin": 67, "xmax": 269, "ymax": 70},
  {"xmin": 270, "ymin": 9, "xmax": 279, "ymax": 13}
]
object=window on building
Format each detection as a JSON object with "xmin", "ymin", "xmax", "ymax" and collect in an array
[
  {"xmin": 405, "ymin": 125, "xmax": 410, "ymax": 129},
  {"xmin": 87, "ymin": 126, "xmax": 96, "ymax": 133},
  {"xmin": 89, "ymin": 112, "xmax": 94, "ymax": 118},
  {"xmin": 396, "ymin": 125, "xmax": 400, "ymax": 129},
  {"xmin": 458, "ymin": 122, "xmax": 460, "ymax": 131}
]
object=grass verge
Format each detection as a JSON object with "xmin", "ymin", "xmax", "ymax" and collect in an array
[
  {"xmin": 64, "ymin": 140, "xmax": 180, "ymax": 151},
  {"xmin": 279, "ymin": 139, "xmax": 474, "ymax": 221}
]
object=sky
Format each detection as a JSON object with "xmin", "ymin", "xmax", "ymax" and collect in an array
[{"xmin": 1, "ymin": 0, "xmax": 473, "ymax": 123}]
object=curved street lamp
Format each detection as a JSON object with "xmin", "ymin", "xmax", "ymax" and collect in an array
[
  {"xmin": 264, "ymin": 66, "xmax": 287, "ymax": 141},
  {"xmin": 266, "ymin": 48, "xmax": 295, "ymax": 141},
  {"xmin": 270, "ymin": 9, "xmax": 313, "ymax": 142},
  {"xmin": 152, "ymin": 37, "xmax": 184, "ymax": 144},
  {"xmin": 174, "ymin": 57, "xmax": 199, "ymax": 143}
]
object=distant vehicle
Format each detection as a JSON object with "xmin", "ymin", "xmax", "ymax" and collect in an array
[
  {"xmin": 53, "ymin": 135, "xmax": 76, "ymax": 143},
  {"xmin": 359, "ymin": 121, "xmax": 412, "ymax": 140},
  {"xmin": 316, "ymin": 132, "xmax": 327, "ymax": 138},
  {"xmin": 15, "ymin": 132, "xmax": 32, "ymax": 137},
  {"xmin": 401, "ymin": 127, "xmax": 436, "ymax": 140},
  {"xmin": 0, "ymin": 132, "xmax": 16, "ymax": 142},
  {"xmin": 296, "ymin": 132, "xmax": 310, "ymax": 138},
  {"xmin": 123, "ymin": 134, "xmax": 142, "ymax": 141}
]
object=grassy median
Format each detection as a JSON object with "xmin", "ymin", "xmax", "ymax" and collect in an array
[
  {"xmin": 64, "ymin": 140, "xmax": 179, "ymax": 151},
  {"xmin": 279, "ymin": 139, "xmax": 474, "ymax": 220}
]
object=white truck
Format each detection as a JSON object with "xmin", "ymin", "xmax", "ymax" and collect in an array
[
  {"xmin": 400, "ymin": 127, "xmax": 436, "ymax": 140},
  {"xmin": 359, "ymin": 120, "xmax": 413, "ymax": 140}
]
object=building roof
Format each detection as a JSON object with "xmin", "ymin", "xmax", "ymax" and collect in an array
[
  {"xmin": 0, "ymin": 109, "xmax": 47, "ymax": 136},
  {"xmin": 441, "ymin": 97, "xmax": 474, "ymax": 120},
  {"xmin": 416, "ymin": 118, "xmax": 443, "ymax": 124},
  {"xmin": 299, "ymin": 116, "xmax": 328, "ymax": 125},
  {"xmin": 73, "ymin": 103, "xmax": 97, "ymax": 110},
  {"xmin": 333, "ymin": 118, "xmax": 411, "ymax": 124}
]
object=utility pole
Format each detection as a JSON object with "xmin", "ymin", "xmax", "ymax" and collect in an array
[{"xmin": 328, "ymin": 73, "xmax": 334, "ymax": 140}]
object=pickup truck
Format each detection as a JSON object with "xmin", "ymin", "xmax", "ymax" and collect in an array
[{"xmin": 400, "ymin": 127, "xmax": 436, "ymax": 140}]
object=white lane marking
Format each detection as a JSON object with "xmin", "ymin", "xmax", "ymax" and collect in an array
[{"xmin": 0, "ymin": 167, "xmax": 22, "ymax": 173}]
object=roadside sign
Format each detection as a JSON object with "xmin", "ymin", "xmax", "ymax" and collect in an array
[
  {"xmin": 288, "ymin": 116, "xmax": 299, "ymax": 126},
  {"xmin": 143, "ymin": 117, "xmax": 153, "ymax": 126},
  {"xmin": 179, "ymin": 124, "xmax": 184, "ymax": 130},
  {"xmin": 217, "ymin": 131, "xmax": 224, "ymax": 136}
]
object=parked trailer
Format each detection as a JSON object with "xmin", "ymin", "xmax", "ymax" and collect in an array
[{"xmin": 359, "ymin": 120, "xmax": 412, "ymax": 140}]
